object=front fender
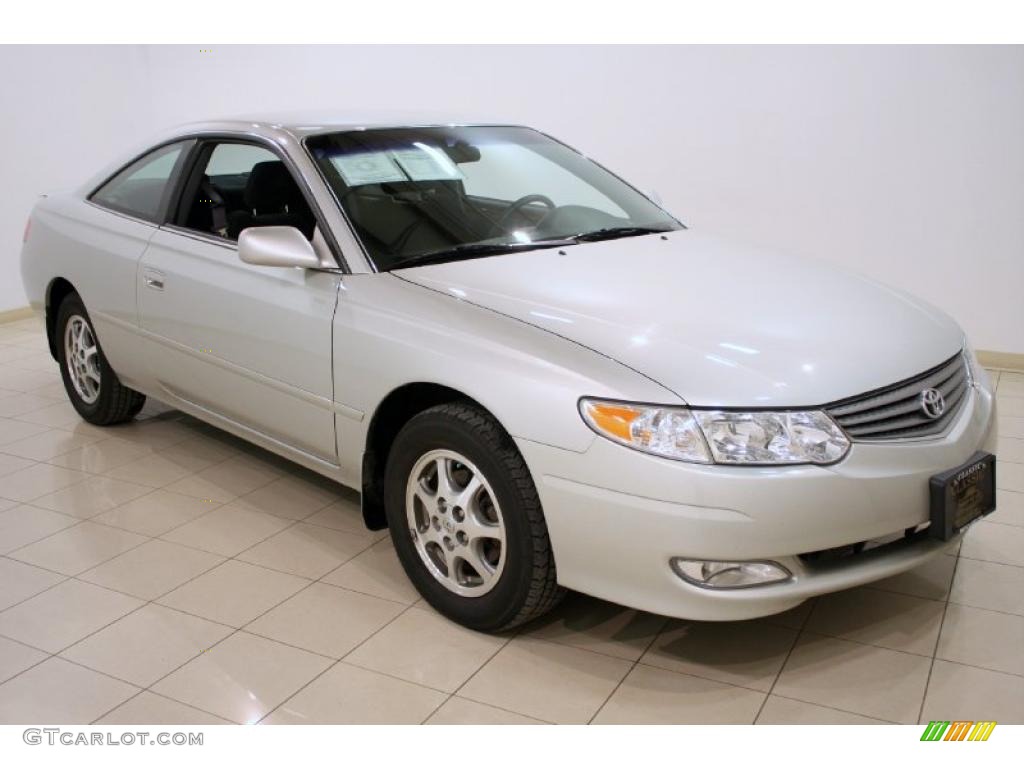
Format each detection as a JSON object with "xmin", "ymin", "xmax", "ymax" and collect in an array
[{"xmin": 332, "ymin": 272, "xmax": 682, "ymax": 482}]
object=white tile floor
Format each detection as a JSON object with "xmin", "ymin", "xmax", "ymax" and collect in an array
[{"xmin": 0, "ymin": 314, "xmax": 1022, "ymax": 724}]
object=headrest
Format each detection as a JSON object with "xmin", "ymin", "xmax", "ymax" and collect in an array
[{"xmin": 244, "ymin": 161, "xmax": 301, "ymax": 211}]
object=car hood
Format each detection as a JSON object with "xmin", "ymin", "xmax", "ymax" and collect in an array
[{"xmin": 396, "ymin": 230, "xmax": 964, "ymax": 406}]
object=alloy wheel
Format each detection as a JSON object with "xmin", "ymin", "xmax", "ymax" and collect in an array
[
  {"xmin": 64, "ymin": 314, "xmax": 101, "ymax": 405},
  {"xmin": 405, "ymin": 449, "xmax": 507, "ymax": 597}
]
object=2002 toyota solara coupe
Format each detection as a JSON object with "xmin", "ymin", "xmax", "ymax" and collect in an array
[{"xmin": 20, "ymin": 114, "xmax": 998, "ymax": 631}]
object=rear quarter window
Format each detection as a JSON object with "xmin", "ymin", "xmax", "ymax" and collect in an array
[{"xmin": 90, "ymin": 142, "xmax": 188, "ymax": 222}]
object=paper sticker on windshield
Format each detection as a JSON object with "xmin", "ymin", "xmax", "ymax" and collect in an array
[
  {"xmin": 390, "ymin": 146, "xmax": 464, "ymax": 182},
  {"xmin": 331, "ymin": 152, "xmax": 407, "ymax": 186}
]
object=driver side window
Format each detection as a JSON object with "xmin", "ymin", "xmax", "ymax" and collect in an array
[{"xmin": 179, "ymin": 142, "xmax": 317, "ymax": 241}]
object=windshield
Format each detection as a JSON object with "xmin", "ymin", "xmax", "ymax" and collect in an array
[{"xmin": 305, "ymin": 126, "xmax": 681, "ymax": 270}]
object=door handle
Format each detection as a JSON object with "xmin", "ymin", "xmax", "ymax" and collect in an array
[{"xmin": 143, "ymin": 271, "xmax": 165, "ymax": 291}]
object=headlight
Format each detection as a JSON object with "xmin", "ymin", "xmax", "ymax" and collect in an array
[
  {"xmin": 963, "ymin": 338, "xmax": 981, "ymax": 389},
  {"xmin": 579, "ymin": 400, "xmax": 712, "ymax": 463},
  {"xmin": 694, "ymin": 410, "xmax": 850, "ymax": 465},
  {"xmin": 580, "ymin": 399, "xmax": 850, "ymax": 465}
]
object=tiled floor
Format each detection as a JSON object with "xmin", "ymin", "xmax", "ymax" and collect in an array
[{"xmin": 0, "ymin": 314, "xmax": 1022, "ymax": 724}]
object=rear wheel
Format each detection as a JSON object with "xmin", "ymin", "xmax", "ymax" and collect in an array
[
  {"xmin": 385, "ymin": 403, "xmax": 564, "ymax": 631},
  {"xmin": 56, "ymin": 293, "xmax": 145, "ymax": 425}
]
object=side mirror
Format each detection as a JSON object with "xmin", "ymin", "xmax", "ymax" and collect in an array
[{"xmin": 238, "ymin": 226, "xmax": 320, "ymax": 269}]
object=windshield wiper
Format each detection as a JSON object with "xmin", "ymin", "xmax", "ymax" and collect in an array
[
  {"xmin": 383, "ymin": 238, "xmax": 575, "ymax": 271},
  {"xmin": 383, "ymin": 227, "xmax": 672, "ymax": 271},
  {"xmin": 570, "ymin": 226, "xmax": 674, "ymax": 243}
]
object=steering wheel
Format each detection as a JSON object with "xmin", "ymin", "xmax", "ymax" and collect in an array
[{"xmin": 492, "ymin": 194, "xmax": 556, "ymax": 235}]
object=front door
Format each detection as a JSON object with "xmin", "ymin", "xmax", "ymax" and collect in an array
[{"xmin": 136, "ymin": 140, "xmax": 341, "ymax": 462}]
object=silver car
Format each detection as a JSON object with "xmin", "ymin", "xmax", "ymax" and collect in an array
[{"xmin": 20, "ymin": 114, "xmax": 998, "ymax": 631}]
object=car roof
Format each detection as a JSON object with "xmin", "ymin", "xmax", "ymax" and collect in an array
[
  {"xmin": 169, "ymin": 110, "xmax": 523, "ymax": 140},
  {"xmin": 78, "ymin": 112, "xmax": 536, "ymax": 199}
]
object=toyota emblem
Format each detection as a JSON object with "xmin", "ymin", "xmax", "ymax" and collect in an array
[{"xmin": 919, "ymin": 388, "xmax": 946, "ymax": 420}]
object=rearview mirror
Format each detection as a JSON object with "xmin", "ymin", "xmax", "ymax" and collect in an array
[
  {"xmin": 238, "ymin": 226, "xmax": 320, "ymax": 269},
  {"xmin": 443, "ymin": 140, "xmax": 481, "ymax": 164}
]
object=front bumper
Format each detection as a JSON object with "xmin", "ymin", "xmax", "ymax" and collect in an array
[{"xmin": 517, "ymin": 385, "xmax": 997, "ymax": 620}]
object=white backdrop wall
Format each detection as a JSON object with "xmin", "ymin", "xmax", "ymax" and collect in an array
[
  {"xmin": 1, "ymin": 45, "xmax": 1021, "ymax": 353},
  {"xmin": 0, "ymin": 46, "xmax": 151, "ymax": 301}
]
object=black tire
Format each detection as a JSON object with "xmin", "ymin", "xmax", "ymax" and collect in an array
[
  {"xmin": 384, "ymin": 403, "xmax": 565, "ymax": 631},
  {"xmin": 55, "ymin": 293, "xmax": 145, "ymax": 426}
]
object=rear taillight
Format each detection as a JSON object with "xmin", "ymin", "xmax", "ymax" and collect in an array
[{"xmin": 23, "ymin": 217, "xmax": 31, "ymax": 244}]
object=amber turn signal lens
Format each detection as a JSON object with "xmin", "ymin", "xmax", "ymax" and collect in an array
[{"xmin": 580, "ymin": 401, "xmax": 643, "ymax": 442}]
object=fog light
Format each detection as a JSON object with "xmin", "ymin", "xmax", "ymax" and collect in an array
[{"xmin": 671, "ymin": 558, "xmax": 792, "ymax": 589}]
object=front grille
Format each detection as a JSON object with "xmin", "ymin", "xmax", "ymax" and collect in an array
[{"xmin": 825, "ymin": 352, "xmax": 969, "ymax": 441}]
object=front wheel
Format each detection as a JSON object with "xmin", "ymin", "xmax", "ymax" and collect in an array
[
  {"xmin": 56, "ymin": 293, "xmax": 145, "ymax": 425},
  {"xmin": 384, "ymin": 403, "xmax": 564, "ymax": 631}
]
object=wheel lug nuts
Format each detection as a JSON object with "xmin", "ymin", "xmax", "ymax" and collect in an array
[
  {"xmin": 456, "ymin": 531, "xmax": 468, "ymax": 546},
  {"xmin": 443, "ymin": 536, "xmax": 454, "ymax": 551}
]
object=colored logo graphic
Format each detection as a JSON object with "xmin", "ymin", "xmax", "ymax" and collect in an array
[{"xmin": 920, "ymin": 721, "xmax": 996, "ymax": 741}]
